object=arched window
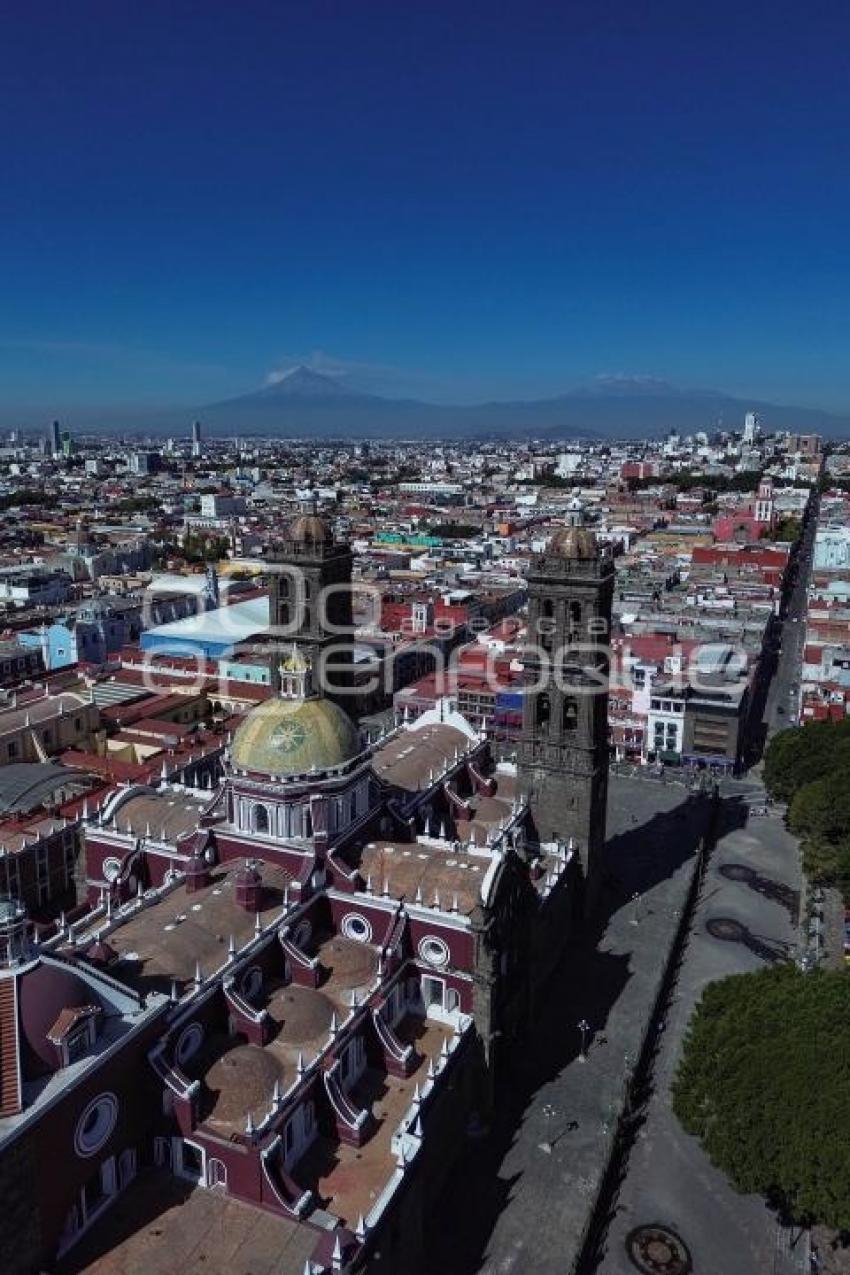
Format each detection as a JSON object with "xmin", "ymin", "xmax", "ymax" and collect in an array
[
  {"xmin": 253, "ymin": 805, "xmax": 270, "ymax": 834},
  {"xmin": 563, "ymin": 697, "xmax": 578, "ymax": 731},
  {"xmin": 537, "ymin": 693, "xmax": 551, "ymax": 733},
  {"xmin": 569, "ymin": 601, "xmax": 582, "ymax": 637},
  {"xmin": 540, "ymin": 599, "xmax": 555, "ymax": 651}
]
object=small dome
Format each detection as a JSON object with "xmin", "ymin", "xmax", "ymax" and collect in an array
[
  {"xmin": 269, "ymin": 985, "xmax": 335, "ymax": 1044},
  {"xmin": 204, "ymin": 1043, "xmax": 286, "ymax": 1129},
  {"xmin": 288, "ymin": 513, "xmax": 332, "ymax": 545},
  {"xmin": 19, "ymin": 961, "xmax": 100, "ymax": 1077},
  {"xmin": 548, "ymin": 526, "xmax": 599, "ymax": 560},
  {"xmin": 231, "ymin": 696, "xmax": 360, "ymax": 777}
]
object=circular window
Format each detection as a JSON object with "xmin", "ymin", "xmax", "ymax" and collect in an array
[
  {"xmin": 418, "ymin": 935, "xmax": 449, "ymax": 967},
  {"xmin": 103, "ymin": 857, "xmax": 122, "ymax": 883},
  {"xmin": 175, "ymin": 1023, "xmax": 203, "ymax": 1067},
  {"xmin": 75, "ymin": 1093, "xmax": 118, "ymax": 1158},
  {"xmin": 341, "ymin": 913, "xmax": 372, "ymax": 943}
]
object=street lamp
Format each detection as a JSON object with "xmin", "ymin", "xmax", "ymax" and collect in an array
[
  {"xmin": 630, "ymin": 890, "xmax": 642, "ymax": 926},
  {"xmin": 578, "ymin": 1017, "xmax": 590, "ymax": 1062}
]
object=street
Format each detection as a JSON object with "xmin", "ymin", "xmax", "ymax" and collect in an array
[{"xmin": 763, "ymin": 494, "xmax": 819, "ymax": 739}]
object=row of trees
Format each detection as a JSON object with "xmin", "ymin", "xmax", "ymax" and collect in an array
[
  {"xmin": 625, "ymin": 468, "xmax": 765, "ymax": 495},
  {"xmin": 673, "ymin": 965, "xmax": 850, "ymax": 1231},
  {"xmin": 764, "ymin": 720, "xmax": 850, "ymax": 895}
]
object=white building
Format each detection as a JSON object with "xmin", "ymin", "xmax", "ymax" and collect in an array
[
  {"xmin": 814, "ymin": 527, "xmax": 850, "ymax": 570},
  {"xmin": 743, "ymin": 411, "xmax": 759, "ymax": 445}
]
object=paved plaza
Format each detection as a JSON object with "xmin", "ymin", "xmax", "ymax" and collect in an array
[
  {"xmin": 599, "ymin": 784, "xmax": 806, "ymax": 1275},
  {"xmin": 433, "ymin": 774, "xmax": 715, "ymax": 1275}
]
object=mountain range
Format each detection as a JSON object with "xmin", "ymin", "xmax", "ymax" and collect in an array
[
  {"xmin": 6, "ymin": 367, "xmax": 849, "ymax": 439},
  {"xmin": 194, "ymin": 366, "xmax": 850, "ymax": 439}
]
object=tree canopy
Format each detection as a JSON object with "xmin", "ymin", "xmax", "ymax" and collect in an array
[
  {"xmin": 672, "ymin": 965, "xmax": 850, "ymax": 1231},
  {"xmin": 763, "ymin": 719, "xmax": 850, "ymax": 804},
  {"xmin": 765, "ymin": 721, "xmax": 850, "ymax": 893},
  {"xmin": 770, "ymin": 514, "xmax": 803, "ymax": 543}
]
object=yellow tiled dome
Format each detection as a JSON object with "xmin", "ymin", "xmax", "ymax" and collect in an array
[{"xmin": 231, "ymin": 695, "xmax": 360, "ymax": 776}]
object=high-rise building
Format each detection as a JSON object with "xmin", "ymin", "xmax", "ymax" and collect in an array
[
  {"xmin": 743, "ymin": 411, "xmax": 759, "ymax": 444},
  {"xmin": 191, "ymin": 419, "xmax": 202, "ymax": 458},
  {"xmin": 518, "ymin": 518, "xmax": 614, "ymax": 914},
  {"xmin": 128, "ymin": 451, "xmax": 161, "ymax": 476},
  {"xmin": 48, "ymin": 419, "xmax": 61, "ymax": 456}
]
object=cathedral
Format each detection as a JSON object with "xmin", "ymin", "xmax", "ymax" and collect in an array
[{"xmin": 0, "ymin": 513, "xmax": 611, "ymax": 1274}]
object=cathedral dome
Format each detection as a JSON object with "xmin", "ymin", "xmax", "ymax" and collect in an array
[
  {"xmin": 548, "ymin": 526, "xmax": 599, "ymax": 560},
  {"xmin": 288, "ymin": 513, "xmax": 332, "ymax": 545},
  {"xmin": 231, "ymin": 695, "xmax": 360, "ymax": 777}
]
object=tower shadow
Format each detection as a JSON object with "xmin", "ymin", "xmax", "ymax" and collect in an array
[{"xmin": 428, "ymin": 786, "xmax": 735, "ymax": 1275}]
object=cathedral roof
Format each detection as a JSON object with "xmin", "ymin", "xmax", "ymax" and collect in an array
[
  {"xmin": 231, "ymin": 695, "xmax": 360, "ymax": 777},
  {"xmin": 548, "ymin": 525, "xmax": 600, "ymax": 560}
]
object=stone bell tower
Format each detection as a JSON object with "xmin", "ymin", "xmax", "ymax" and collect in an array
[
  {"xmin": 265, "ymin": 507, "xmax": 354, "ymax": 710},
  {"xmin": 517, "ymin": 518, "xmax": 614, "ymax": 913}
]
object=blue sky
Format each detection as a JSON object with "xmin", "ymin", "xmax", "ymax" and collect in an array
[{"xmin": 2, "ymin": 0, "xmax": 850, "ymax": 410}]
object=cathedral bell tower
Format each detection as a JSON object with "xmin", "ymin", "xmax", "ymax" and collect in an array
[
  {"xmin": 265, "ymin": 506, "xmax": 355, "ymax": 713},
  {"xmin": 518, "ymin": 519, "xmax": 614, "ymax": 914}
]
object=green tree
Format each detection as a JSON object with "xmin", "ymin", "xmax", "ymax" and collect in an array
[
  {"xmin": 673, "ymin": 966, "xmax": 850, "ymax": 1230},
  {"xmin": 788, "ymin": 771, "xmax": 850, "ymax": 846},
  {"xmin": 763, "ymin": 720, "xmax": 850, "ymax": 803},
  {"xmin": 772, "ymin": 515, "xmax": 802, "ymax": 542}
]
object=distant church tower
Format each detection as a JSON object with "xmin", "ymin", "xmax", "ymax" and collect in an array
[
  {"xmin": 266, "ymin": 506, "xmax": 355, "ymax": 711},
  {"xmin": 518, "ymin": 514, "xmax": 614, "ymax": 913}
]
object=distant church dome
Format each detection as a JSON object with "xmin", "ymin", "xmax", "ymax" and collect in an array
[
  {"xmin": 288, "ymin": 513, "xmax": 332, "ymax": 545},
  {"xmin": 231, "ymin": 696, "xmax": 360, "ymax": 777},
  {"xmin": 548, "ymin": 526, "xmax": 600, "ymax": 560}
]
